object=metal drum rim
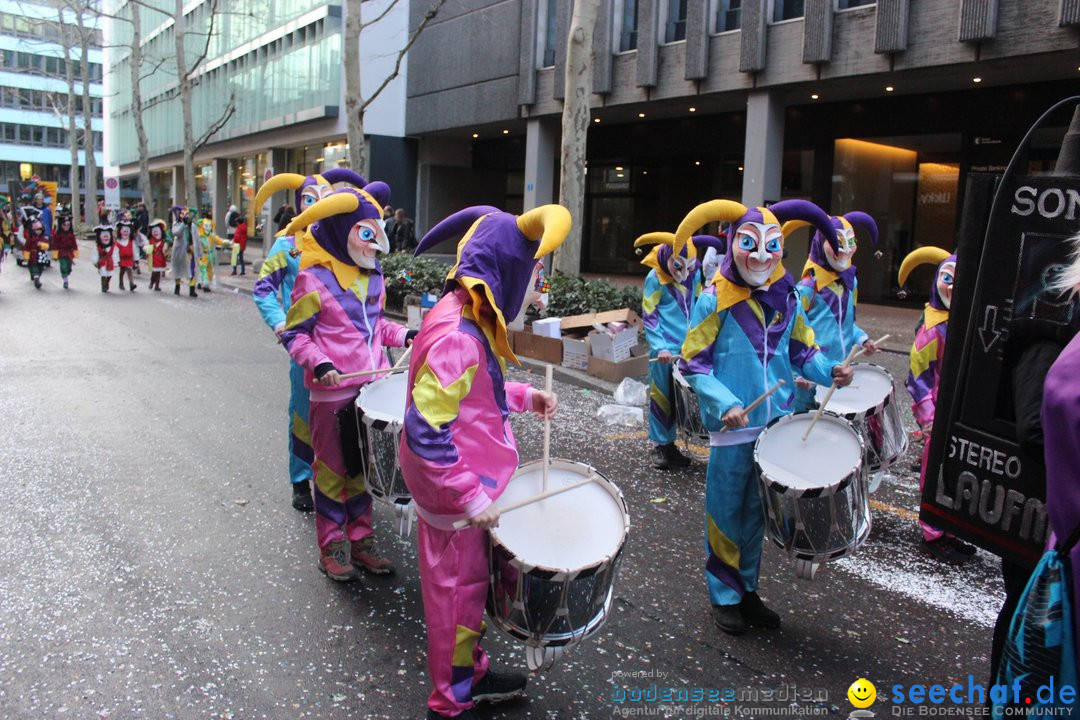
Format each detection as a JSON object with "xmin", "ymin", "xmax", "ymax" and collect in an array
[
  {"xmin": 357, "ymin": 375, "xmax": 406, "ymax": 429},
  {"xmin": 753, "ymin": 410, "xmax": 867, "ymax": 497}
]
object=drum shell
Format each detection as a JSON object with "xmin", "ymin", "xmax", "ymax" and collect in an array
[
  {"xmin": 357, "ymin": 376, "xmax": 412, "ymax": 506},
  {"xmin": 754, "ymin": 412, "xmax": 871, "ymax": 563},
  {"xmin": 486, "ymin": 459, "xmax": 629, "ymax": 648},
  {"xmin": 823, "ymin": 364, "xmax": 908, "ymax": 472}
]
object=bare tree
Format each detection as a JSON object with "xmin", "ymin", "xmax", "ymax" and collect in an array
[
  {"xmin": 344, "ymin": 0, "xmax": 447, "ymax": 177},
  {"xmin": 123, "ymin": 0, "xmax": 153, "ymax": 213},
  {"xmin": 71, "ymin": 0, "xmax": 98, "ymax": 218},
  {"xmin": 553, "ymin": 0, "xmax": 601, "ymax": 276}
]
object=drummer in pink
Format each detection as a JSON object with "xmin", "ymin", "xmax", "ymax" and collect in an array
[
  {"xmin": 400, "ymin": 205, "xmax": 566, "ymax": 720},
  {"xmin": 280, "ymin": 184, "xmax": 413, "ymax": 582}
]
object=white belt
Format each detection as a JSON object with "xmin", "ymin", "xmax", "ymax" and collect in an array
[{"xmin": 708, "ymin": 425, "xmax": 765, "ymax": 447}]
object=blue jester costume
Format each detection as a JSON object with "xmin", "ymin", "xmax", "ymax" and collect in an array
[
  {"xmin": 634, "ymin": 231, "xmax": 701, "ymax": 469},
  {"xmin": 677, "ymin": 199, "xmax": 846, "ymax": 635},
  {"xmin": 784, "ymin": 212, "xmax": 878, "ymax": 412},
  {"xmin": 250, "ymin": 168, "xmax": 372, "ymax": 509}
]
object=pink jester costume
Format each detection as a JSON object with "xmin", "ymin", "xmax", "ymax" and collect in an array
[
  {"xmin": 899, "ymin": 247, "xmax": 974, "ymax": 563},
  {"xmin": 399, "ymin": 205, "xmax": 569, "ymax": 720},
  {"xmin": 279, "ymin": 185, "xmax": 409, "ymax": 581}
]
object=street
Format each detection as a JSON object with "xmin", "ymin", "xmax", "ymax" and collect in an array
[{"xmin": 0, "ymin": 249, "xmax": 1003, "ymax": 720}]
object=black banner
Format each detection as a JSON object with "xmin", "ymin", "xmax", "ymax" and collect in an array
[{"xmin": 923, "ymin": 175, "xmax": 1080, "ymax": 564}]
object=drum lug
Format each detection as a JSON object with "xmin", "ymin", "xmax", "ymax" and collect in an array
[
  {"xmin": 525, "ymin": 644, "xmax": 563, "ymax": 672},
  {"xmin": 867, "ymin": 472, "xmax": 883, "ymax": 494},
  {"xmin": 794, "ymin": 558, "xmax": 820, "ymax": 580},
  {"xmin": 394, "ymin": 501, "xmax": 415, "ymax": 538}
]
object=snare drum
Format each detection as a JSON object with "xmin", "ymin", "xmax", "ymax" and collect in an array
[
  {"xmin": 487, "ymin": 459, "xmax": 629, "ymax": 657},
  {"xmin": 754, "ymin": 412, "xmax": 870, "ymax": 575},
  {"xmin": 822, "ymin": 363, "xmax": 907, "ymax": 472},
  {"xmin": 356, "ymin": 373, "xmax": 412, "ymax": 507},
  {"xmin": 671, "ymin": 366, "xmax": 710, "ymax": 445}
]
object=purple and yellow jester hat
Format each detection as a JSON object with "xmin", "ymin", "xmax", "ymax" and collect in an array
[
  {"xmin": 781, "ymin": 211, "xmax": 878, "ymax": 291},
  {"xmin": 633, "ymin": 232, "xmax": 697, "ymax": 285},
  {"xmin": 249, "ymin": 168, "xmax": 371, "ymax": 230},
  {"xmin": 281, "ymin": 183, "xmax": 391, "ymax": 289},
  {"xmin": 414, "ymin": 204, "xmax": 572, "ymax": 363},
  {"xmin": 898, "ymin": 246, "xmax": 955, "ymax": 317}
]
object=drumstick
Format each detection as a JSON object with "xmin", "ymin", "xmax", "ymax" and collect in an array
[
  {"xmin": 451, "ymin": 473, "xmax": 597, "ymax": 530},
  {"xmin": 802, "ymin": 345, "xmax": 860, "ymax": 442},
  {"xmin": 337, "ymin": 344, "xmax": 414, "ymax": 380},
  {"xmin": 852, "ymin": 334, "xmax": 891, "ymax": 361},
  {"xmin": 648, "ymin": 355, "xmax": 681, "ymax": 363},
  {"xmin": 542, "ymin": 363, "xmax": 553, "ymax": 492},
  {"xmin": 718, "ymin": 380, "xmax": 785, "ymax": 433}
]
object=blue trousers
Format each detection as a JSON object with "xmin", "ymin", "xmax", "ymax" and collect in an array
[
  {"xmin": 288, "ymin": 360, "xmax": 314, "ymax": 485},
  {"xmin": 648, "ymin": 361, "xmax": 676, "ymax": 445},
  {"xmin": 704, "ymin": 443, "xmax": 764, "ymax": 606}
]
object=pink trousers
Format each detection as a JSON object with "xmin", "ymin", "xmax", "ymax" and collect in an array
[
  {"xmin": 309, "ymin": 397, "xmax": 373, "ymax": 549},
  {"xmin": 919, "ymin": 438, "xmax": 946, "ymax": 543}
]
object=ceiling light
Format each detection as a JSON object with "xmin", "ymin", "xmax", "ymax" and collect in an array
[
  {"xmin": 638, "ymin": 112, "xmax": 645, "ymax": 118},
  {"xmin": 973, "ymin": 76, "xmax": 982, "ymax": 83},
  {"xmin": 694, "ymin": 161, "xmax": 701, "ymax": 166},
  {"xmin": 689, "ymin": 106, "xmax": 696, "ymax": 113},
  {"xmin": 642, "ymin": 170, "xmax": 648, "ymax": 176},
  {"xmin": 471, "ymin": 133, "xmax": 478, "ymax": 138},
  {"xmin": 502, "ymin": 129, "xmax": 509, "ymax": 135},
  {"xmin": 885, "ymin": 85, "xmax": 894, "ymax": 92},
  {"xmin": 615, "ymin": 166, "xmax": 624, "ymax": 171},
  {"xmin": 738, "ymin": 166, "xmax": 744, "ymax": 171},
  {"xmin": 810, "ymin": 93, "xmax": 819, "ymax": 100},
  {"xmin": 616, "ymin": 173, "xmax": 624, "ymax": 178},
  {"xmin": 314, "ymin": 157, "xmax": 324, "ymax": 162},
  {"xmin": 593, "ymin": 117, "xmax": 600, "ymax": 123}
]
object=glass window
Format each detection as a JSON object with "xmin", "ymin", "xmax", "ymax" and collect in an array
[
  {"xmin": 664, "ymin": 0, "xmax": 687, "ymax": 42},
  {"xmin": 618, "ymin": 0, "xmax": 638, "ymax": 51},
  {"xmin": 541, "ymin": 0, "xmax": 557, "ymax": 68},
  {"xmin": 715, "ymin": 0, "xmax": 741, "ymax": 31},
  {"xmin": 772, "ymin": 0, "xmax": 803, "ymax": 22},
  {"xmin": 837, "ymin": 0, "xmax": 874, "ymax": 8}
]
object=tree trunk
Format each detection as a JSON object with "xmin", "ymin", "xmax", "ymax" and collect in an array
[
  {"xmin": 344, "ymin": 0, "xmax": 367, "ymax": 176},
  {"xmin": 554, "ymin": 0, "xmax": 600, "ymax": 277},
  {"xmin": 129, "ymin": 2, "xmax": 152, "ymax": 214},
  {"xmin": 76, "ymin": 6, "xmax": 97, "ymax": 219},
  {"xmin": 60, "ymin": 19, "xmax": 81, "ymax": 225},
  {"xmin": 175, "ymin": 0, "xmax": 198, "ymax": 209}
]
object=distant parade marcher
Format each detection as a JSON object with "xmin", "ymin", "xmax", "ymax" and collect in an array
[
  {"xmin": 92, "ymin": 224, "xmax": 117, "ymax": 293},
  {"xmin": 115, "ymin": 219, "xmax": 139, "ymax": 292},
  {"xmin": 230, "ymin": 218, "xmax": 248, "ymax": 276},
  {"xmin": 171, "ymin": 207, "xmax": 201, "ymax": 297},
  {"xmin": 195, "ymin": 217, "xmax": 228, "ymax": 292},
  {"xmin": 51, "ymin": 214, "xmax": 78, "ymax": 290},
  {"xmin": 147, "ymin": 219, "xmax": 170, "ymax": 291},
  {"xmin": 23, "ymin": 217, "xmax": 48, "ymax": 290}
]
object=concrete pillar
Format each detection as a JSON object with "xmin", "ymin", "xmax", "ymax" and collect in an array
[
  {"xmin": 171, "ymin": 165, "xmax": 185, "ymax": 210},
  {"xmin": 741, "ymin": 90, "xmax": 785, "ymax": 208},
  {"xmin": 212, "ymin": 157, "xmax": 227, "ymax": 232},
  {"xmin": 523, "ymin": 118, "xmax": 558, "ymax": 211},
  {"xmin": 264, "ymin": 147, "xmax": 289, "ymax": 252}
]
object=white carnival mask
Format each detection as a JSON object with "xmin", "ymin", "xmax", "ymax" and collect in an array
[
  {"xmin": 732, "ymin": 222, "xmax": 783, "ymax": 287},
  {"xmin": 823, "ymin": 226, "xmax": 856, "ymax": 272},
  {"xmin": 701, "ymin": 247, "xmax": 722, "ymax": 284},
  {"xmin": 347, "ymin": 218, "xmax": 390, "ymax": 268},
  {"xmin": 666, "ymin": 253, "xmax": 695, "ymax": 284},
  {"xmin": 937, "ymin": 262, "xmax": 955, "ymax": 310},
  {"xmin": 300, "ymin": 184, "xmax": 334, "ymax": 209}
]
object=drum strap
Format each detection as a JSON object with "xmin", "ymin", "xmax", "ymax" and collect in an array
[{"xmin": 708, "ymin": 426, "xmax": 765, "ymax": 447}]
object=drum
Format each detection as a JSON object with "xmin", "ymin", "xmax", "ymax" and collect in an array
[
  {"xmin": 822, "ymin": 363, "xmax": 907, "ymax": 472},
  {"xmin": 754, "ymin": 412, "xmax": 870, "ymax": 577},
  {"xmin": 356, "ymin": 372, "xmax": 411, "ymax": 508},
  {"xmin": 487, "ymin": 459, "xmax": 629, "ymax": 659},
  {"xmin": 671, "ymin": 365, "xmax": 710, "ymax": 445}
]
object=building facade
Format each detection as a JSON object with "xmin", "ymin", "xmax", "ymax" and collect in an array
[
  {"xmin": 105, "ymin": 0, "xmax": 416, "ymax": 243},
  {"xmin": 0, "ymin": 0, "xmax": 104, "ymax": 209},
  {"xmin": 406, "ymin": 0, "xmax": 1080, "ymax": 302}
]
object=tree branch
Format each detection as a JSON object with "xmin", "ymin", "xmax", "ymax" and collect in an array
[
  {"xmin": 193, "ymin": 90, "xmax": 235, "ymax": 153},
  {"xmin": 360, "ymin": 0, "xmax": 447, "ymax": 112},
  {"xmin": 358, "ymin": 0, "xmax": 402, "ymax": 30}
]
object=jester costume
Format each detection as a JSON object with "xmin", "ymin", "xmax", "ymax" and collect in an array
[
  {"xmin": 280, "ymin": 184, "xmax": 407, "ymax": 580},
  {"xmin": 171, "ymin": 207, "xmax": 201, "ymax": 297},
  {"xmin": 51, "ymin": 214, "xmax": 78, "ymax": 289},
  {"xmin": 900, "ymin": 247, "xmax": 974, "ymax": 562},
  {"xmin": 115, "ymin": 219, "xmax": 138, "ymax": 292},
  {"xmin": 399, "ymin": 204, "xmax": 569, "ymax": 720},
  {"xmin": 694, "ymin": 235, "xmax": 726, "ymax": 290},
  {"xmin": 23, "ymin": 218, "xmax": 48, "ymax": 289},
  {"xmin": 787, "ymin": 212, "xmax": 878, "ymax": 412},
  {"xmin": 147, "ymin": 219, "xmax": 170, "ymax": 291},
  {"xmin": 195, "ymin": 218, "xmax": 228, "ymax": 291},
  {"xmin": 634, "ymin": 232, "xmax": 701, "ymax": 469},
  {"xmin": 250, "ymin": 168, "xmax": 371, "ymax": 511},
  {"xmin": 677, "ymin": 199, "xmax": 844, "ymax": 635},
  {"xmin": 91, "ymin": 225, "xmax": 117, "ymax": 293}
]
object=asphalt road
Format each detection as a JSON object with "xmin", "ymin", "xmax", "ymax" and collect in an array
[{"xmin": 0, "ymin": 250, "xmax": 1004, "ymax": 719}]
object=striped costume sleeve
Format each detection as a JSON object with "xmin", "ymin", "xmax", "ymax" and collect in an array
[
  {"xmin": 641, "ymin": 272, "xmax": 667, "ymax": 352},
  {"xmin": 789, "ymin": 300, "xmax": 833, "ymax": 387},
  {"xmin": 850, "ymin": 279, "xmax": 869, "ymax": 350},
  {"xmin": 404, "ymin": 333, "xmax": 491, "ymax": 517},
  {"xmin": 906, "ymin": 322, "xmax": 942, "ymax": 427},
  {"xmin": 678, "ymin": 289, "xmax": 740, "ymax": 422},
  {"xmin": 252, "ymin": 236, "xmax": 292, "ymax": 331},
  {"xmin": 280, "ymin": 271, "xmax": 330, "ymax": 372}
]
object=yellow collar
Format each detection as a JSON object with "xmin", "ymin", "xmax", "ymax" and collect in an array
[
  {"xmin": 459, "ymin": 279, "xmax": 518, "ymax": 365},
  {"xmin": 924, "ymin": 305, "xmax": 949, "ymax": 330},
  {"xmin": 641, "ymin": 245, "xmax": 674, "ymax": 285},
  {"xmin": 803, "ymin": 261, "xmax": 840, "ymax": 292},
  {"xmin": 712, "ymin": 263, "xmax": 786, "ymax": 313}
]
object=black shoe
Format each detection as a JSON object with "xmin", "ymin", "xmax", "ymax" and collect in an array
[
  {"xmin": 711, "ymin": 604, "xmax": 747, "ymax": 636},
  {"xmin": 189, "ymin": 287, "xmax": 198, "ymax": 298},
  {"xmin": 33, "ymin": 278, "xmax": 41, "ymax": 289},
  {"xmin": 471, "ymin": 669, "xmax": 528, "ymax": 704},
  {"xmin": 174, "ymin": 284, "xmax": 180, "ymax": 295},
  {"xmin": 292, "ymin": 481, "xmax": 314, "ymax": 512},
  {"xmin": 922, "ymin": 537, "xmax": 973, "ymax": 565},
  {"xmin": 664, "ymin": 443, "xmax": 691, "ymax": 468},
  {"xmin": 426, "ymin": 709, "xmax": 478, "ymax": 720},
  {"xmin": 651, "ymin": 445, "xmax": 670, "ymax": 470},
  {"xmin": 739, "ymin": 592, "xmax": 781, "ymax": 629}
]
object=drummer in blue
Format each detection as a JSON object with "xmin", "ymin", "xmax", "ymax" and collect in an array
[
  {"xmin": 783, "ymin": 212, "xmax": 881, "ymax": 412},
  {"xmin": 677, "ymin": 199, "xmax": 854, "ymax": 636}
]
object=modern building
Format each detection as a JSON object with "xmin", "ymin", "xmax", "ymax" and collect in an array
[
  {"xmin": 406, "ymin": 0, "xmax": 1080, "ymax": 301},
  {"xmin": 105, "ymin": 0, "xmax": 415, "ymax": 244},
  {"xmin": 0, "ymin": 0, "xmax": 104, "ymax": 209}
]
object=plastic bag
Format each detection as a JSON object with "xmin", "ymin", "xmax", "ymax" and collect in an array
[
  {"xmin": 597, "ymin": 404, "xmax": 643, "ymax": 426},
  {"xmin": 613, "ymin": 377, "xmax": 648, "ymax": 406}
]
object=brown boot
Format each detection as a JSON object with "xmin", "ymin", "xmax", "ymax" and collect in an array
[
  {"xmin": 318, "ymin": 540, "xmax": 358, "ymax": 582},
  {"xmin": 350, "ymin": 538, "xmax": 395, "ymax": 576}
]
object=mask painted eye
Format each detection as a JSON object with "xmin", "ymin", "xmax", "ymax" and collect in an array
[
  {"xmin": 302, "ymin": 194, "xmax": 317, "ymax": 207},
  {"xmin": 672, "ymin": 260, "xmax": 684, "ymax": 271},
  {"xmin": 360, "ymin": 227, "xmax": 376, "ymax": 242},
  {"xmin": 941, "ymin": 272, "xmax": 954, "ymax": 285},
  {"xmin": 765, "ymin": 238, "xmax": 782, "ymax": 254},
  {"xmin": 737, "ymin": 236, "xmax": 756, "ymax": 252}
]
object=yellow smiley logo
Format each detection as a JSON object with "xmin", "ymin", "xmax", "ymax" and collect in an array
[{"xmin": 847, "ymin": 678, "xmax": 876, "ymax": 708}]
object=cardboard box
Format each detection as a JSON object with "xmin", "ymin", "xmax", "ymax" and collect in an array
[
  {"xmin": 532, "ymin": 317, "xmax": 562, "ymax": 338},
  {"xmin": 560, "ymin": 308, "xmax": 642, "ymax": 331},
  {"xmin": 590, "ymin": 325, "xmax": 638, "ymax": 362},
  {"xmin": 515, "ymin": 330, "xmax": 563, "ymax": 364},
  {"xmin": 561, "ymin": 334, "xmax": 590, "ymax": 370},
  {"xmin": 587, "ymin": 346, "xmax": 649, "ymax": 382}
]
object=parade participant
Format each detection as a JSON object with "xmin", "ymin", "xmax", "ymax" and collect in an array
[
  {"xmin": 249, "ymin": 168, "xmax": 370, "ymax": 511},
  {"xmin": 22, "ymin": 217, "xmax": 49, "ymax": 289},
  {"xmin": 693, "ymin": 234, "xmax": 726, "ymax": 289},
  {"xmin": 677, "ymin": 199, "xmax": 853, "ymax": 636},
  {"xmin": 91, "ymin": 224, "xmax": 117, "ymax": 293},
  {"xmin": 51, "ymin": 214, "xmax": 78, "ymax": 289},
  {"xmin": 279, "ymin": 183, "xmax": 409, "ymax": 579},
  {"xmin": 195, "ymin": 217, "xmax": 228, "ymax": 292},
  {"xmin": 899, "ymin": 246, "xmax": 975, "ymax": 564},
  {"xmin": 399, "ymin": 204, "xmax": 566, "ymax": 720},
  {"xmin": 784, "ymin": 212, "xmax": 880, "ymax": 412},
  {"xmin": 115, "ymin": 219, "xmax": 139, "ymax": 292},
  {"xmin": 230, "ymin": 218, "xmax": 248, "ymax": 276},
  {"xmin": 146, "ymin": 219, "xmax": 170, "ymax": 291},
  {"xmin": 633, "ymin": 231, "xmax": 700, "ymax": 470},
  {"xmin": 171, "ymin": 206, "xmax": 201, "ymax": 297}
]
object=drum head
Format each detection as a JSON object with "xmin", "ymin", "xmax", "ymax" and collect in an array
[
  {"xmin": 492, "ymin": 460, "xmax": 628, "ymax": 573},
  {"xmin": 357, "ymin": 373, "xmax": 408, "ymax": 426},
  {"xmin": 755, "ymin": 413, "xmax": 863, "ymax": 492},
  {"xmin": 824, "ymin": 364, "xmax": 894, "ymax": 415}
]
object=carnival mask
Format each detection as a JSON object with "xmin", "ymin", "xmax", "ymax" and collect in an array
[
  {"xmin": 824, "ymin": 226, "xmax": 857, "ymax": 272},
  {"xmin": 300, "ymin": 183, "xmax": 334, "ymax": 209},
  {"xmin": 150, "ymin": 226, "xmax": 163, "ymax": 240},
  {"xmin": 666, "ymin": 253, "xmax": 695, "ymax": 284},
  {"xmin": 30, "ymin": 220, "xmax": 44, "ymax": 237},
  {"xmin": 937, "ymin": 262, "xmax": 956, "ymax": 310},
  {"xmin": 733, "ymin": 222, "xmax": 783, "ymax": 287},
  {"xmin": 346, "ymin": 218, "xmax": 389, "ymax": 269},
  {"xmin": 701, "ymin": 247, "xmax": 722, "ymax": 283}
]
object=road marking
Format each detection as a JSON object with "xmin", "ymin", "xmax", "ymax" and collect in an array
[{"xmin": 871, "ymin": 498, "xmax": 919, "ymax": 521}]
